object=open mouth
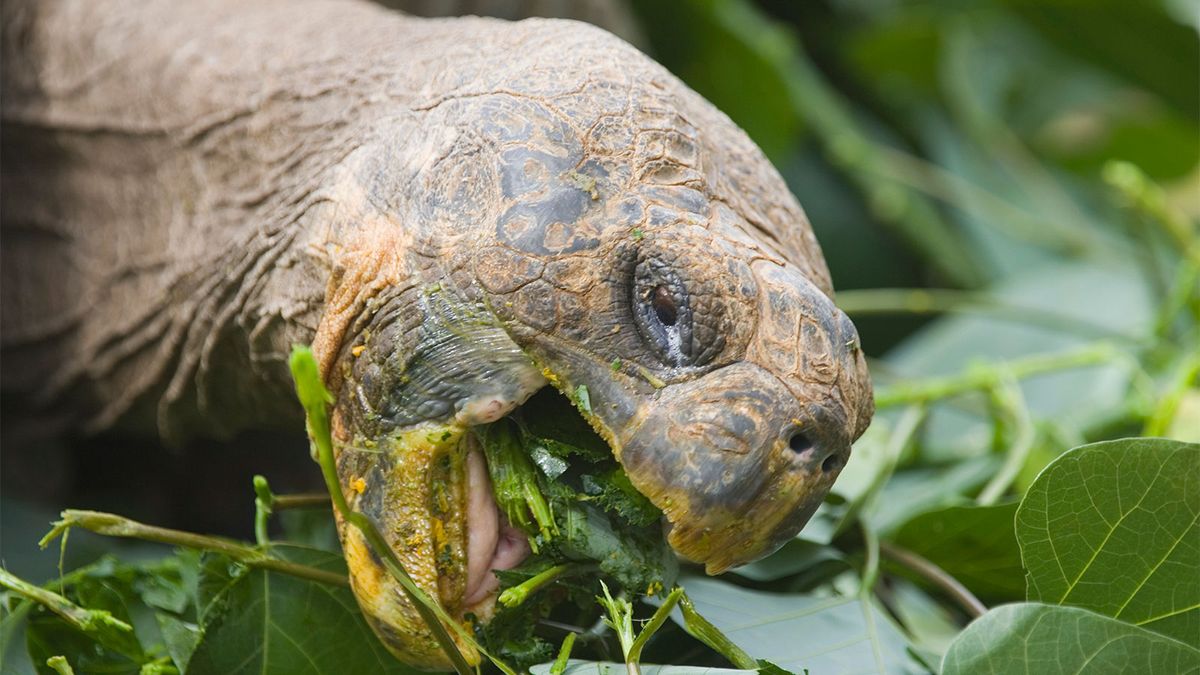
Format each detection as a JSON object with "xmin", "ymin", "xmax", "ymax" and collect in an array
[{"xmin": 463, "ymin": 448, "xmax": 531, "ymax": 607}]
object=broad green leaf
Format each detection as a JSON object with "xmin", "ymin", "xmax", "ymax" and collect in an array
[
  {"xmin": 941, "ymin": 602, "xmax": 1200, "ymax": 675},
  {"xmin": 531, "ymin": 662, "xmax": 755, "ymax": 675},
  {"xmin": 187, "ymin": 546, "xmax": 418, "ymax": 675},
  {"xmin": 892, "ymin": 502, "xmax": 1023, "ymax": 601},
  {"xmin": 0, "ymin": 601, "xmax": 38, "ymax": 675},
  {"xmin": 886, "ymin": 579, "xmax": 961, "ymax": 665},
  {"xmin": 672, "ymin": 576, "xmax": 921, "ymax": 674},
  {"xmin": 1016, "ymin": 438, "xmax": 1200, "ymax": 643},
  {"xmin": 868, "ymin": 457, "xmax": 997, "ymax": 536}
]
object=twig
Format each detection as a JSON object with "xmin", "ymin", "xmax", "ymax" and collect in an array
[
  {"xmin": 874, "ymin": 342, "xmax": 1119, "ymax": 408},
  {"xmin": 39, "ymin": 510, "xmax": 348, "ymax": 588},
  {"xmin": 977, "ymin": 375, "xmax": 1035, "ymax": 506},
  {"xmin": 0, "ymin": 567, "xmax": 134, "ymax": 636},
  {"xmin": 880, "ymin": 542, "xmax": 986, "ymax": 618},
  {"xmin": 836, "ymin": 288, "xmax": 1135, "ymax": 341},
  {"xmin": 272, "ymin": 493, "xmax": 331, "ymax": 509}
]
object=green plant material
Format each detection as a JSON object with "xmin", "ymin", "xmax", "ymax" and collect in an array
[
  {"xmin": 481, "ymin": 420, "xmax": 559, "ymax": 547},
  {"xmin": 1144, "ymin": 351, "xmax": 1200, "ymax": 438},
  {"xmin": 878, "ymin": 543, "xmax": 986, "ymax": 619},
  {"xmin": 1016, "ymin": 438, "xmax": 1200, "ymax": 643},
  {"xmin": 976, "ymin": 376, "xmax": 1034, "ymax": 506},
  {"xmin": 186, "ymin": 546, "xmax": 421, "ymax": 675},
  {"xmin": 498, "ymin": 563, "xmax": 590, "ymax": 609},
  {"xmin": 596, "ymin": 582, "xmax": 635, "ymax": 666},
  {"xmin": 550, "ymin": 633, "xmax": 576, "ymax": 675},
  {"xmin": 672, "ymin": 576, "xmax": 920, "ymax": 673},
  {"xmin": 44, "ymin": 656, "xmax": 73, "ymax": 675},
  {"xmin": 288, "ymin": 346, "xmax": 484, "ymax": 674},
  {"xmin": 532, "ymin": 664, "xmax": 756, "ymax": 675},
  {"xmin": 0, "ymin": 568, "xmax": 138, "ymax": 659},
  {"xmin": 38, "ymin": 511, "xmax": 347, "ymax": 589},
  {"xmin": 626, "ymin": 587, "xmax": 682, "ymax": 664},
  {"xmin": 677, "ymin": 592, "xmax": 756, "ymax": 670},
  {"xmin": 941, "ymin": 603, "xmax": 1200, "ymax": 675},
  {"xmin": 1105, "ymin": 160, "xmax": 1200, "ymax": 265},
  {"xmin": 892, "ymin": 503, "xmax": 1023, "ymax": 601}
]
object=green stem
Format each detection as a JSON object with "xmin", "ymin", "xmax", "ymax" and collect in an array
[
  {"xmin": 550, "ymin": 633, "xmax": 577, "ymax": 675},
  {"xmin": 977, "ymin": 376, "xmax": 1035, "ymax": 506},
  {"xmin": 678, "ymin": 592, "xmax": 757, "ymax": 670},
  {"xmin": 39, "ymin": 510, "xmax": 348, "ymax": 589},
  {"xmin": 271, "ymin": 493, "xmax": 332, "ymax": 509},
  {"xmin": 880, "ymin": 542, "xmax": 986, "ymax": 618},
  {"xmin": 874, "ymin": 342, "xmax": 1119, "ymax": 408},
  {"xmin": 253, "ymin": 475, "xmax": 273, "ymax": 546},
  {"xmin": 1144, "ymin": 350, "xmax": 1200, "ymax": 437},
  {"xmin": 835, "ymin": 288, "xmax": 1133, "ymax": 341},
  {"xmin": 0, "ymin": 567, "xmax": 134, "ymax": 637},
  {"xmin": 859, "ymin": 521, "xmax": 881, "ymax": 599},
  {"xmin": 498, "ymin": 563, "xmax": 593, "ymax": 608},
  {"xmin": 627, "ymin": 587, "xmax": 684, "ymax": 663},
  {"xmin": 46, "ymin": 656, "xmax": 75, "ymax": 675},
  {"xmin": 1104, "ymin": 160, "xmax": 1200, "ymax": 266},
  {"xmin": 835, "ymin": 405, "xmax": 925, "ymax": 537},
  {"xmin": 709, "ymin": 0, "xmax": 985, "ymax": 287}
]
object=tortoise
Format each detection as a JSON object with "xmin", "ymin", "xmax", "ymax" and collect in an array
[{"xmin": 0, "ymin": 0, "xmax": 874, "ymax": 667}]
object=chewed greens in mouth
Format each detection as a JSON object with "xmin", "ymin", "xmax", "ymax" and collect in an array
[{"xmin": 331, "ymin": 380, "xmax": 677, "ymax": 668}]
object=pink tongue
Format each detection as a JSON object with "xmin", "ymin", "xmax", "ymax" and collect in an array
[{"xmin": 464, "ymin": 450, "xmax": 532, "ymax": 606}]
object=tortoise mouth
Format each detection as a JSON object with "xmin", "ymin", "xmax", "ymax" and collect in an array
[{"xmin": 463, "ymin": 448, "xmax": 530, "ymax": 607}]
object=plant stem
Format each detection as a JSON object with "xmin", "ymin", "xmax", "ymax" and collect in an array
[
  {"xmin": 874, "ymin": 342, "xmax": 1119, "ymax": 408},
  {"xmin": 880, "ymin": 542, "xmax": 986, "ymax": 618},
  {"xmin": 0, "ymin": 567, "xmax": 133, "ymax": 636},
  {"xmin": 859, "ymin": 522, "xmax": 881, "ymax": 599},
  {"xmin": 498, "ymin": 563, "xmax": 593, "ymax": 608},
  {"xmin": 977, "ymin": 376, "xmax": 1035, "ymax": 506},
  {"xmin": 550, "ymin": 632, "xmax": 577, "ymax": 675},
  {"xmin": 272, "ymin": 493, "xmax": 331, "ymax": 509},
  {"xmin": 627, "ymin": 587, "xmax": 684, "ymax": 663},
  {"xmin": 39, "ymin": 510, "xmax": 349, "ymax": 588},
  {"xmin": 835, "ymin": 405, "xmax": 925, "ymax": 538},
  {"xmin": 835, "ymin": 288, "xmax": 1133, "ymax": 341},
  {"xmin": 1144, "ymin": 350, "xmax": 1200, "ymax": 437},
  {"xmin": 678, "ymin": 592, "xmax": 758, "ymax": 669}
]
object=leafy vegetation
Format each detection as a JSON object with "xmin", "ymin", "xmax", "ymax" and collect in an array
[{"xmin": 2, "ymin": 0, "xmax": 1198, "ymax": 672}]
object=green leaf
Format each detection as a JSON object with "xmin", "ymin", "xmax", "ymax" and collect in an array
[
  {"xmin": 672, "ymin": 576, "xmax": 920, "ymax": 674},
  {"xmin": 1016, "ymin": 438, "xmax": 1200, "ymax": 643},
  {"xmin": 892, "ymin": 502, "xmax": 1024, "ymax": 601},
  {"xmin": 186, "ymin": 546, "xmax": 417, "ymax": 675},
  {"xmin": 531, "ymin": 662, "xmax": 755, "ymax": 675},
  {"xmin": 941, "ymin": 603, "xmax": 1200, "ymax": 675}
]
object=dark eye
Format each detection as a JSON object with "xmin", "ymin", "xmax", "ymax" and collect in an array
[
  {"xmin": 651, "ymin": 286, "xmax": 678, "ymax": 326},
  {"xmin": 632, "ymin": 258, "xmax": 694, "ymax": 367}
]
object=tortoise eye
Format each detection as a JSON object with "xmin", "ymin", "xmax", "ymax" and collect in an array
[{"xmin": 651, "ymin": 285, "xmax": 678, "ymax": 326}]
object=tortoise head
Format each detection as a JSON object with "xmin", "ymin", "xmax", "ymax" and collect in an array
[{"xmin": 474, "ymin": 213, "xmax": 873, "ymax": 573}]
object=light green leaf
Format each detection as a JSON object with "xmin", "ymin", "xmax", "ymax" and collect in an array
[
  {"xmin": 1016, "ymin": 438, "xmax": 1200, "ymax": 643},
  {"xmin": 672, "ymin": 576, "xmax": 920, "ymax": 674},
  {"xmin": 941, "ymin": 602, "xmax": 1200, "ymax": 675},
  {"xmin": 186, "ymin": 546, "xmax": 418, "ymax": 675},
  {"xmin": 531, "ymin": 662, "xmax": 754, "ymax": 675},
  {"xmin": 892, "ymin": 502, "xmax": 1023, "ymax": 601}
]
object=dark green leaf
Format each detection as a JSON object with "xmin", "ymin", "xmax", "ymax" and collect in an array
[
  {"xmin": 941, "ymin": 602, "xmax": 1200, "ymax": 674},
  {"xmin": 187, "ymin": 546, "xmax": 418, "ymax": 675},
  {"xmin": 892, "ymin": 502, "xmax": 1023, "ymax": 601},
  {"xmin": 1016, "ymin": 438, "xmax": 1200, "ymax": 643}
]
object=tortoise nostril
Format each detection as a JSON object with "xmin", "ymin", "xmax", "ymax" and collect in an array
[
  {"xmin": 788, "ymin": 432, "xmax": 813, "ymax": 454},
  {"xmin": 821, "ymin": 453, "xmax": 842, "ymax": 473}
]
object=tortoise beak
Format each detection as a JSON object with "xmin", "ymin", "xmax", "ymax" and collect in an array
[{"xmin": 614, "ymin": 362, "xmax": 850, "ymax": 573}]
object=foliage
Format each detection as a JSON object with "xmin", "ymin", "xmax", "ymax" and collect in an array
[{"xmin": 3, "ymin": 0, "xmax": 1198, "ymax": 673}]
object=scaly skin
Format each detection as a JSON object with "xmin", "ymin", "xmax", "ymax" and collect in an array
[{"xmin": 1, "ymin": 0, "xmax": 873, "ymax": 667}]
